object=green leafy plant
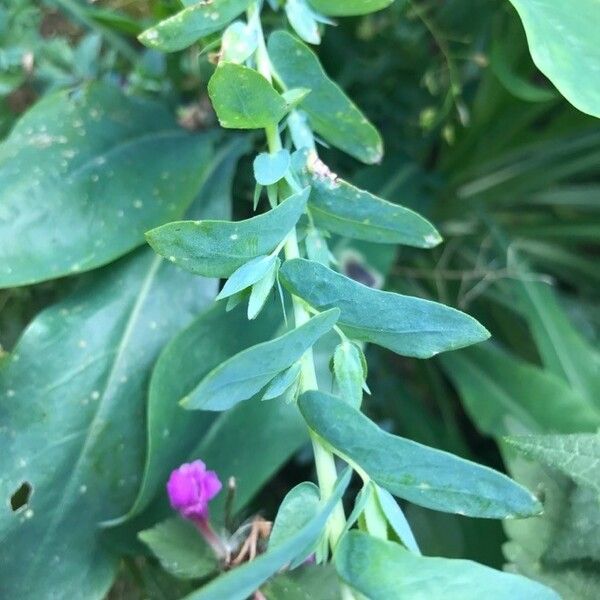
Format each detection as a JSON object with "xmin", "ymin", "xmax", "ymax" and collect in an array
[{"xmin": 0, "ymin": 0, "xmax": 598, "ymax": 598}]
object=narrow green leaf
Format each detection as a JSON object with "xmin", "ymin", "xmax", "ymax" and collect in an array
[
  {"xmin": 0, "ymin": 82, "xmax": 213, "ymax": 288},
  {"xmin": 217, "ymin": 255, "xmax": 278, "ymax": 301},
  {"xmin": 262, "ymin": 363, "xmax": 301, "ymax": 401},
  {"xmin": 286, "ymin": 0, "xmax": 321, "ymax": 45},
  {"xmin": 299, "ymin": 391, "xmax": 542, "ymax": 518},
  {"xmin": 373, "ymin": 485, "xmax": 420, "ymax": 554},
  {"xmin": 147, "ymin": 187, "xmax": 309, "ymax": 278},
  {"xmin": 139, "ymin": 518, "xmax": 218, "ymax": 580},
  {"xmin": 139, "ymin": 0, "xmax": 252, "ymax": 53},
  {"xmin": 305, "ymin": 227, "xmax": 331, "ymax": 266},
  {"xmin": 253, "ymin": 149, "xmax": 291, "ymax": 186},
  {"xmin": 268, "ymin": 31, "xmax": 382, "ymax": 164},
  {"xmin": 280, "ymin": 259, "xmax": 489, "ymax": 358},
  {"xmin": 182, "ymin": 309, "xmax": 340, "ymax": 410},
  {"xmin": 269, "ymin": 482, "xmax": 321, "ymax": 550},
  {"xmin": 308, "ymin": 175, "xmax": 441, "ymax": 247},
  {"xmin": 508, "ymin": 0, "xmax": 600, "ymax": 118},
  {"xmin": 248, "ymin": 257, "xmax": 280, "ymax": 319},
  {"xmin": 208, "ymin": 63, "xmax": 288, "ymax": 129},
  {"xmin": 333, "ymin": 340, "xmax": 364, "ymax": 408},
  {"xmin": 308, "ymin": 0, "xmax": 394, "ymax": 16},
  {"xmin": 183, "ymin": 470, "xmax": 351, "ymax": 600},
  {"xmin": 335, "ymin": 532, "xmax": 559, "ymax": 599},
  {"xmin": 506, "ymin": 433, "xmax": 600, "ymax": 494}
]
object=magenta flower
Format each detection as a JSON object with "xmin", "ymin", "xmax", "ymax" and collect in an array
[{"xmin": 167, "ymin": 460, "xmax": 222, "ymax": 520}]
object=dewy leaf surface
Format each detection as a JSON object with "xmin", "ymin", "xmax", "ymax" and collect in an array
[
  {"xmin": 335, "ymin": 532, "xmax": 559, "ymax": 599},
  {"xmin": 268, "ymin": 31, "xmax": 383, "ymax": 164},
  {"xmin": 0, "ymin": 249, "xmax": 215, "ymax": 600},
  {"xmin": 508, "ymin": 0, "xmax": 600, "ymax": 118},
  {"xmin": 280, "ymin": 259, "xmax": 489, "ymax": 358},
  {"xmin": 0, "ymin": 82, "xmax": 213, "ymax": 288},
  {"xmin": 182, "ymin": 308, "xmax": 340, "ymax": 410},
  {"xmin": 147, "ymin": 187, "xmax": 309, "ymax": 278},
  {"xmin": 139, "ymin": 0, "xmax": 252, "ymax": 53},
  {"xmin": 299, "ymin": 391, "xmax": 541, "ymax": 518}
]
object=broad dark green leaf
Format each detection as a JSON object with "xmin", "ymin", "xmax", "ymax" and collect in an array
[
  {"xmin": 308, "ymin": 0, "xmax": 394, "ymax": 16},
  {"xmin": 139, "ymin": 0, "xmax": 252, "ymax": 53},
  {"xmin": 308, "ymin": 175, "xmax": 441, "ymax": 247},
  {"xmin": 118, "ymin": 302, "xmax": 282, "ymax": 521},
  {"xmin": 279, "ymin": 259, "xmax": 489, "ymax": 358},
  {"xmin": 183, "ymin": 470, "xmax": 351, "ymax": 600},
  {"xmin": 440, "ymin": 344, "xmax": 600, "ymax": 437},
  {"xmin": 335, "ymin": 532, "xmax": 559, "ymax": 599},
  {"xmin": 208, "ymin": 63, "xmax": 288, "ymax": 129},
  {"xmin": 139, "ymin": 518, "xmax": 218, "ymax": 580},
  {"xmin": 268, "ymin": 31, "xmax": 382, "ymax": 164},
  {"xmin": 0, "ymin": 82, "xmax": 213, "ymax": 288},
  {"xmin": 269, "ymin": 482, "xmax": 320, "ymax": 551},
  {"xmin": 147, "ymin": 187, "xmax": 309, "ymax": 278},
  {"xmin": 0, "ymin": 249, "xmax": 213, "ymax": 599},
  {"xmin": 299, "ymin": 391, "xmax": 541, "ymax": 518},
  {"xmin": 506, "ymin": 433, "xmax": 600, "ymax": 494},
  {"xmin": 263, "ymin": 565, "xmax": 342, "ymax": 600},
  {"xmin": 508, "ymin": 0, "xmax": 600, "ymax": 118},
  {"xmin": 182, "ymin": 308, "xmax": 340, "ymax": 410}
]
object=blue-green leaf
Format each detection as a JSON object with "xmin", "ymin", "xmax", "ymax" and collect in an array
[
  {"xmin": 268, "ymin": 31, "xmax": 382, "ymax": 164},
  {"xmin": 216, "ymin": 255, "xmax": 278, "ymax": 301},
  {"xmin": 333, "ymin": 340, "xmax": 364, "ymax": 408},
  {"xmin": 147, "ymin": 187, "xmax": 309, "ymax": 278},
  {"xmin": 286, "ymin": 0, "xmax": 321, "ymax": 45},
  {"xmin": 248, "ymin": 258, "xmax": 280, "ymax": 319},
  {"xmin": 183, "ymin": 470, "xmax": 351, "ymax": 600},
  {"xmin": 182, "ymin": 309, "xmax": 340, "ymax": 410},
  {"xmin": 373, "ymin": 485, "xmax": 420, "ymax": 554},
  {"xmin": 335, "ymin": 532, "xmax": 559, "ymax": 599},
  {"xmin": 139, "ymin": 0, "xmax": 252, "ymax": 53},
  {"xmin": 262, "ymin": 363, "xmax": 302, "ymax": 401},
  {"xmin": 221, "ymin": 21, "xmax": 258, "ymax": 64},
  {"xmin": 280, "ymin": 259, "xmax": 490, "ymax": 358},
  {"xmin": 253, "ymin": 149, "xmax": 291, "ymax": 186},
  {"xmin": 308, "ymin": 0, "xmax": 394, "ymax": 16},
  {"xmin": 299, "ymin": 391, "xmax": 542, "ymax": 518}
]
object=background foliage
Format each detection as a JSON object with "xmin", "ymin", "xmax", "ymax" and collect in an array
[{"xmin": 0, "ymin": 0, "xmax": 598, "ymax": 598}]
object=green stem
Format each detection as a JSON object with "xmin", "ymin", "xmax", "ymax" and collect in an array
[{"xmin": 249, "ymin": 0, "xmax": 348, "ymax": 554}]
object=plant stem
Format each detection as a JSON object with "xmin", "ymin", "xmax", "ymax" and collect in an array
[{"xmin": 250, "ymin": 0, "xmax": 348, "ymax": 554}]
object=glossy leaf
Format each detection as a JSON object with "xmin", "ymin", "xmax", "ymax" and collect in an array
[
  {"xmin": 308, "ymin": 0, "xmax": 394, "ymax": 16},
  {"xmin": 139, "ymin": 0, "xmax": 251, "ymax": 53},
  {"xmin": 147, "ymin": 187, "xmax": 309, "ymax": 278},
  {"xmin": 268, "ymin": 31, "xmax": 382, "ymax": 164},
  {"xmin": 335, "ymin": 532, "xmax": 559, "ymax": 599},
  {"xmin": 139, "ymin": 518, "xmax": 218, "ymax": 580},
  {"xmin": 183, "ymin": 470, "xmax": 351, "ymax": 600},
  {"xmin": 0, "ymin": 82, "xmax": 213, "ymax": 288},
  {"xmin": 508, "ymin": 0, "xmax": 600, "ymax": 118},
  {"xmin": 280, "ymin": 259, "xmax": 490, "ymax": 358},
  {"xmin": 216, "ymin": 255, "xmax": 278, "ymax": 301},
  {"xmin": 0, "ymin": 249, "xmax": 213, "ymax": 599},
  {"xmin": 299, "ymin": 391, "xmax": 541, "ymax": 518},
  {"xmin": 308, "ymin": 175, "xmax": 441, "ymax": 247},
  {"xmin": 182, "ymin": 309, "xmax": 340, "ymax": 410},
  {"xmin": 506, "ymin": 433, "xmax": 600, "ymax": 493},
  {"xmin": 253, "ymin": 149, "xmax": 291, "ymax": 185},
  {"xmin": 208, "ymin": 63, "xmax": 288, "ymax": 129}
]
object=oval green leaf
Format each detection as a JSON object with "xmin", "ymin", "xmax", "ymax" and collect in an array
[
  {"xmin": 279, "ymin": 259, "xmax": 489, "ymax": 358},
  {"xmin": 299, "ymin": 391, "xmax": 542, "ymax": 518},
  {"xmin": 268, "ymin": 30, "xmax": 382, "ymax": 164},
  {"xmin": 182, "ymin": 308, "xmax": 340, "ymax": 410},
  {"xmin": 139, "ymin": 0, "xmax": 252, "ymax": 53},
  {"xmin": 335, "ymin": 532, "xmax": 559, "ymax": 599},
  {"xmin": 253, "ymin": 149, "xmax": 291, "ymax": 185},
  {"xmin": 147, "ymin": 187, "xmax": 309, "ymax": 278},
  {"xmin": 208, "ymin": 63, "xmax": 288, "ymax": 129},
  {"xmin": 0, "ymin": 82, "xmax": 213, "ymax": 288},
  {"xmin": 308, "ymin": 175, "xmax": 442, "ymax": 247}
]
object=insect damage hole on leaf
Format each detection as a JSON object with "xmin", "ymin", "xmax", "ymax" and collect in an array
[{"xmin": 10, "ymin": 481, "xmax": 33, "ymax": 512}]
